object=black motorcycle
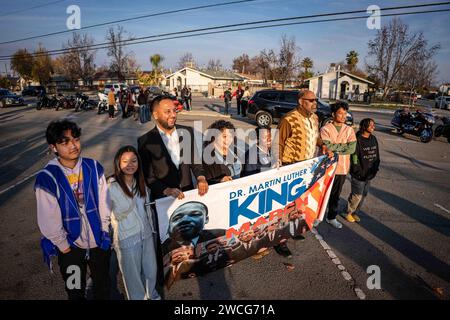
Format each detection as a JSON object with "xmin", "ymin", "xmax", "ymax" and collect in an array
[
  {"xmin": 74, "ymin": 93, "xmax": 95, "ymax": 112},
  {"xmin": 391, "ymin": 108, "xmax": 435, "ymax": 143},
  {"xmin": 434, "ymin": 116, "xmax": 450, "ymax": 143},
  {"xmin": 36, "ymin": 94, "xmax": 58, "ymax": 110}
]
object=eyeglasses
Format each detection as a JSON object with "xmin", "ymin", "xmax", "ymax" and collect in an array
[{"xmin": 302, "ymin": 98, "xmax": 318, "ymax": 103}]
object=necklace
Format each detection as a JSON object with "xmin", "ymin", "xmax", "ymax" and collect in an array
[{"xmin": 73, "ymin": 168, "xmax": 84, "ymax": 208}]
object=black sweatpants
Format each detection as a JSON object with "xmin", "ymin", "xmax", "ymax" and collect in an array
[
  {"xmin": 236, "ymin": 98, "xmax": 241, "ymax": 115},
  {"xmin": 57, "ymin": 246, "xmax": 111, "ymax": 300},
  {"xmin": 108, "ymin": 105, "xmax": 114, "ymax": 118},
  {"xmin": 327, "ymin": 174, "xmax": 347, "ymax": 220}
]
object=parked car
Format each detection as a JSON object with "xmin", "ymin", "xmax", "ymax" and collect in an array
[
  {"xmin": 104, "ymin": 83, "xmax": 127, "ymax": 94},
  {"xmin": 0, "ymin": 88, "xmax": 25, "ymax": 108},
  {"xmin": 21, "ymin": 85, "xmax": 46, "ymax": 96},
  {"xmin": 435, "ymin": 96, "xmax": 450, "ymax": 110},
  {"xmin": 245, "ymin": 89, "xmax": 353, "ymax": 128}
]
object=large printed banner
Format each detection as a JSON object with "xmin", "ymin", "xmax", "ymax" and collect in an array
[{"xmin": 155, "ymin": 155, "xmax": 337, "ymax": 288}]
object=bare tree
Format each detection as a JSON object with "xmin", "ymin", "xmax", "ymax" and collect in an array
[
  {"xmin": 60, "ymin": 33, "xmax": 96, "ymax": 85},
  {"xmin": 366, "ymin": 18, "xmax": 440, "ymax": 99},
  {"xmin": 232, "ymin": 54, "xmax": 250, "ymax": 73},
  {"xmin": 177, "ymin": 52, "xmax": 196, "ymax": 70},
  {"xmin": 258, "ymin": 49, "xmax": 277, "ymax": 85},
  {"xmin": 278, "ymin": 35, "xmax": 301, "ymax": 89},
  {"xmin": 106, "ymin": 26, "xmax": 134, "ymax": 81},
  {"xmin": 205, "ymin": 59, "xmax": 223, "ymax": 71}
]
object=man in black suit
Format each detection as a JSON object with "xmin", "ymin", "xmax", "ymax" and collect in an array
[
  {"xmin": 257, "ymin": 221, "xmax": 285, "ymax": 250},
  {"xmin": 230, "ymin": 228, "xmax": 260, "ymax": 262},
  {"xmin": 138, "ymin": 95, "xmax": 208, "ymax": 200}
]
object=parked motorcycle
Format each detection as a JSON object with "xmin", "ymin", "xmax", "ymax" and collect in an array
[
  {"xmin": 74, "ymin": 93, "xmax": 95, "ymax": 112},
  {"xmin": 434, "ymin": 116, "xmax": 450, "ymax": 143},
  {"xmin": 97, "ymin": 92, "xmax": 108, "ymax": 114},
  {"xmin": 391, "ymin": 108, "xmax": 435, "ymax": 143},
  {"xmin": 36, "ymin": 94, "xmax": 58, "ymax": 110}
]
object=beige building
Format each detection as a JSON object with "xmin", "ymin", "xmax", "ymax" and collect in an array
[
  {"xmin": 306, "ymin": 69, "xmax": 373, "ymax": 101},
  {"xmin": 164, "ymin": 67, "xmax": 244, "ymax": 95}
]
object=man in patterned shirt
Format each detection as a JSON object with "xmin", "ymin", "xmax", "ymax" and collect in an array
[{"xmin": 274, "ymin": 90, "xmax": 332, "ymax": 257}]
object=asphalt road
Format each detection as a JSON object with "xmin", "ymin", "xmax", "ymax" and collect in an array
[{"xmin": 0, "ymin": 98, "xmax": 449, "ymax": 300}]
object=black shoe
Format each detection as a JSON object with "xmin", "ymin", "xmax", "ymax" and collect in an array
[
  {"xmin": 274, "ymin": 243, "xmax": 292, "ymax": 258},
  {"xmin": 293, "ymin": 235, "xmax": 306, "ymax": 241}
]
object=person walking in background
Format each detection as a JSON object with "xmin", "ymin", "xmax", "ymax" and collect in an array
[
  {"xmin": 242, "ymin": 86, "xmax": 251, "ymax": 117},
  {"xmin": 346, "ymin": 118, "xmax": 380, "ymax": 222},
  {"xmin": 234, "ymin": 85, "xmax": 244, "ymax": 116},
  {"xmin": 181, "ymin": 86, "xmax": 190, "ymax": 111},
  {"xmin": 108, "ymin": 88, "xmax": 116, "ymax": 119},
  {"xmin": 188, "ymin": 87, "xmax": 192, "ymax": 109},
  {"xmin": 137, "ymin": 89, "xmax": 147, "ymax": 124},
  {"xmin": 223, "ymin": 88, "xmax": 232, "ymax": 116},
  {"xmin": 108, "ymin": 145, "xmax": 160, "ymax": 300},
  {"xmin": 320, "ymin": 101, "xmax": 356, "ymax": 228},
  {"xmin": 119, "ymin": 88, "xmax": 128, "ymax": 119}
]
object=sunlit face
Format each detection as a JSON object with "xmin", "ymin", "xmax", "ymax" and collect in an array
[
  {"xmin": 216, "ymin": 128, "xmax": 234, "ymax": 151},
  {"xmin": 333, "ymin": 107, "xmax": 347, "ymax": 124},
  {"xmin": 259, "ymin": 129, "xmax": 272, "ymax": 149},
  {"xmin": 366, "ymin": 120, "xmax": 376, "ymax": 134},
  {"xmin": 299, "ymin": 91, "xmax": 317, "ymax": 114},
  {"xmin": 52, "ymin": 130, "xmax": 81, "ymax": 161},
  {"xmin": 120, "ymin": 152, "xmax": 138, "ymax": 176},
  {"xmin": 153, "ymin": 98, "xmax": 177, "ymax": 130}
]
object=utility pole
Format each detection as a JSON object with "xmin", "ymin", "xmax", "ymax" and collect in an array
[{"xmin": 334, "ymin": 65, "xmax": 340, "ymax": 100}]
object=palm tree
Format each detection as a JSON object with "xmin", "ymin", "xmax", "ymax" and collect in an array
[
  {"xmin": 301, "ymin": 57, "xmax": 313, "ymax": 73},
  {"xmin": 346, "ymin": 50, "xmax": 359, "ymax": 73},
  {"xmin": 300, "ymin": 57, "xmax": 314, "ymax": 81},
  {"xmin": 150, "ymin": 54, "xmax": 164, "ymax": 85}
]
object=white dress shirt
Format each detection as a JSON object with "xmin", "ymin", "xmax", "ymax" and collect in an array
[{"xmin": 157, "ymin": 125, "xmax": 181, "ymax": 169}]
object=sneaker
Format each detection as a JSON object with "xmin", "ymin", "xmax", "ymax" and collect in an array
[
  {"xmin": 326, "ymin": 218, "xmax": 343, "ymax": 229},
  {"xmin": 345, "ymin": 213, "xmax": 356, "ymax": 223},
  {"xmin": 352, "ymin": 213, "xmax": 361, "ymax": 222},
  {"xmin": 273, "ymin": 243, "xmax": 292, "ymax": 258}
]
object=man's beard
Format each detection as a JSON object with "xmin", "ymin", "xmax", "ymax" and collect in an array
[{"xmin": 159, "ymin": 118, "xmax": 175, "ymax": 130}]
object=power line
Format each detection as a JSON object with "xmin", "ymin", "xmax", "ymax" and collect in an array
[
  {"xmin": 0, "ymin": 0, "xmax": 67, "ymax": 18},
  {"xmin": 0, "ymin": 0, "xmax": 259, "ymax": 45},
  {"xmin": 2, "ymin": 2, "xmax": 449, "ymax": 60},
  {"xmin": 1, "ymin": 7, "xmax": 448, "ymax": 62}
]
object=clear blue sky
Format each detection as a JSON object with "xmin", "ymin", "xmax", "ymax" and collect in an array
[{"xmin": 0, "ymin": 0, "xmax": 449, "ymax": 83}]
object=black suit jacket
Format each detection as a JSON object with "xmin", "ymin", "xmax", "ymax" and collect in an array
[{"xmin": 138, "ymin": 124, "xmax": 205, "ymax": 199}]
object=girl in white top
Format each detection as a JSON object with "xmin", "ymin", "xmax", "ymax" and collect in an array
[{"xmin": 108, "ymin": 145, "xmax": 160, "ymax": 300}]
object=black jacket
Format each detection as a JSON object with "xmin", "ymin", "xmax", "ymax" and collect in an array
[
  {"xmin": 350, "ymin": 132, "xmax": 380, "ymax": 181},
  {"xmin": 138, "ymin": 125, "xmax": 205, "ymax": 199}
]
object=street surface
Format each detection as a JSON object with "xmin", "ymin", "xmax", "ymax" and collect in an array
[{"xmin": 0, "ymin": 97, "xmax": 449, "ymax": 299}]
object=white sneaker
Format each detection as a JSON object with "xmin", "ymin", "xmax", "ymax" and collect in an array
[{"xmin": 326, "ymin": 218, "xmax": 342, "ymax": 229}]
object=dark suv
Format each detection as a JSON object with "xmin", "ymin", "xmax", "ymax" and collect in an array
[
  {"xmin": 246, "ymin": 89, "xmax": 353, "ymax": 127},
  {"xmin": 22, "ymin": 85, "xmax": 46, "ymax": 96}
]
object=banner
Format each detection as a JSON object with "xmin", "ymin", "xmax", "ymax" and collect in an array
[{"xmin": 155, "ymin": 155, "xmax": 338, "ymax": 288}]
